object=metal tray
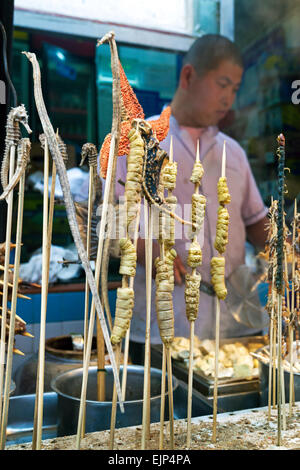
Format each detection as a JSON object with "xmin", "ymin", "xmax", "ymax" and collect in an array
[{"xmin": 151, "ymin": 336, "xmax": 267, "ymax": 397}]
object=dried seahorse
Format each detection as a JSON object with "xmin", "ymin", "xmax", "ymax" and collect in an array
[
  {"xmin": 0, "ymin": 138, "xmax": 31, "ymax": 200},
  {"xmin": 1, "ymin": 104, "xmax": 31, "ymax": 192},
  {"xmin": 23, "ymin": 50, "xmax": 123, "ymax": 409},
  {"xmin": 39, "ymin": 132, "xmax": 69, "ymax": 164}
]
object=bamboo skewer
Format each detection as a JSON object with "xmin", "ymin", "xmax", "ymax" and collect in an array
[
  {"xmin": 0, "ymin": 171, "xmax": 26, "ymax": 449},
  {"xmin": 159, "ymin": 342, "xmax": 167, "ymax": 450},
  {"xmin": 141, "ymin": 198, "xmax": 153, "ymax": 450},
  {"xmin": 275, "ymin": 134, "xmax": 286, "ymax": 447},
  {"xmin": 33, "ymin": 137, "xmax": 50, "ymax": 450},
  {"xmin": 109, "ymin": 341, "xmax": 122, "ymax": 450},
  {"xmin": 268, "ymin": 271, "xmax": 275, "ymax": 420},
  {"xmin": 289, "ymin": 199, "xmax": 297, "ymax": 416},
  {"xmin": 32, "ymin": 135, "xmax": 57, "ymax": 450},
  {"xmin": 0, "ymin": 146, "xmax": 15, "ymax": 432},
  {"xmin": 166, "ymin": 345, "xmax": 174, "ymax": 449},
  {"xmin": 212, "ymin": 295, "xmax": 220, "ymax": 443},
  {"xmin": 0, "ymin": 146, "xmax": 15, "ymax": 429},
  {"xmin": 212, "ymin": 141, "xmax": 227, "ymax": 443}
]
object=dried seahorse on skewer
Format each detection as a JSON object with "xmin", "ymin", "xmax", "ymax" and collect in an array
[
  {"xmin": 1, "ymin": 104, "xmax": 31, "ymax": 193},
  {"xmin": 0, "ymin": 138, "xmax": 31, "ymax": 201}
]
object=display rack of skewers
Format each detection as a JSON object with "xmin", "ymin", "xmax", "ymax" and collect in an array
[{"xmin": 0, "ymin": 28, "xmax": 299, "ymax": 453}]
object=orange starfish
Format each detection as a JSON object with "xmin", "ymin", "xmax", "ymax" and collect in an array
[{"xmin": 99, "ymin": 60, "xmax": 171, "ymax": 178}]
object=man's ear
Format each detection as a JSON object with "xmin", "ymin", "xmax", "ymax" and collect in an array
[{"xmin": 179, "ymin": 64, "xmax": 195, "ymax": 90}]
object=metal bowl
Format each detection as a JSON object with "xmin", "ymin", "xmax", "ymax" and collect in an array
[{"xmin": 51, "ymin": 365, "xmax": 178, "ymax": 436}]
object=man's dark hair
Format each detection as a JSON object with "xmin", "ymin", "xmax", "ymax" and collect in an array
[{"xmin": 183, "ymin": 34, "xmax": 243, "ymax": 76}]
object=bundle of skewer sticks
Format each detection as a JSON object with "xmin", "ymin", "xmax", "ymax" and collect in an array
[{"xmin": 0, "ymin": 106, "xmax": 34, "ymax": 449}]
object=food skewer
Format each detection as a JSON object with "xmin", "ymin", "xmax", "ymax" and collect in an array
[
  {"xmin": 185, "ymin": 139, "xmax": 205, "ymax": 447},
  {"xmin": 211, "ymin": 141, "xmax": 230, "ymax": 443},
  {"xmin": 275, "ymin": 133, "xmax": 286, "ymax": 446},
  {"xmin": 156, "ymin": 137, "xmax": 178, "ymax": 449},
  {"xmin": 109, "ymin": 122, "xmax": 143, "ymax": 448}
]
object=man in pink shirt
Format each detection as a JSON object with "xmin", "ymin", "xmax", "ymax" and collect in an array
[{"xmin": 114, "ymin": 35, "xmax": 268, "ymax": 362}]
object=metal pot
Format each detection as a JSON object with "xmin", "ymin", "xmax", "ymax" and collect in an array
[
  {"xmin": 13, "ymin": 335, "xmax": 98, "ymax": 395},
  {"xmin": 257, "ymin": 344, "xmax": 300, "ymax": 406},
  {"xmin": 51, "ymin": 365, "xmax": 178, "ymax": 437}
]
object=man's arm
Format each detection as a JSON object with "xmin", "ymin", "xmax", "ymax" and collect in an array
[{"xmin": 246, "ymin": 215, "xmax": 269, "ymax": 250}]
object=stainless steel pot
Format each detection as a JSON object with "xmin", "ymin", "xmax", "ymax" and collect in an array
[
  {"xmin": 51, "ymin": 365, "xmax": 178, "ymax": 436},
  {"xmin": 257, "ymin": 344, "xmax": 300, "ymax": 406},
  {"xmin": 13, "ymin": 335, "xmax": 98, "ymax": 395}
]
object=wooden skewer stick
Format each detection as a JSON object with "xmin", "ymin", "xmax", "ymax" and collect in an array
[
  {"xmin": 186, "ymin": 139, "xmax": 201, "ymax": 447},
  {"xmin": 289, "ymin": 199, "xmax": 297, "ymax": 416},
  {"xmin": 0, "ymin": 171, "xmax": 26, "ymax": 449},
  {"xmin": 212, "ymin": 296, "xmax": 220, "ymax": 443},
  {"xmin": 0, "ymin": 145, "xmax": 15, "ymax": 429},
  {"xmin": 212, "ymin": 140, "xmax": 226, "ymax": 443},
  {"xmin": 141, "ymin": 198, "xmax": 153, "ymax": 450},
  {"xmin": 109, "ymin": 341, "xmax": 122, "ymax": 450},
  {"xmin": 33, "ymin": 137, "xmax": 50, "ymax": 450},
  {"xmin": 32, "ymin": 134, "xmax": 57, "ymax": 450},
  {"xmin": 159, "ymin": 343, "xmax": 167, "ymax": 450},
  {"xmin": 268, "ymin": 270, "xmax": 275, "ymax": 420},
  {"xmin": 166, "ymin": 345, "xmax": 174, "ymax": 449}
]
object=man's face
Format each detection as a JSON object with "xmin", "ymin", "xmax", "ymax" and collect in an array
[{"xmin": 184, "ymin": 60, "xmax": 243, "ymax": 127}]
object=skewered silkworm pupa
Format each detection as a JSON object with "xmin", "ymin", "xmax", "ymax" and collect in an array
[
  {"xmin": 210, "ymin": 256, "xmax": 227, "ymax": 300},
  {"xmin": 110, "ymin": 287, "xmax": 134, "ymax": 345}
]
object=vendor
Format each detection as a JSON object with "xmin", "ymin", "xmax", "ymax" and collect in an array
[{"xmin": 114, "ymin": 34, "xmax": 269, "ymax": 363}]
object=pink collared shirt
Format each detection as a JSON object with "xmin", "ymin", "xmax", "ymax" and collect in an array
[{"xmin": 113, "ymin": 115, "xmax": 268, "ymax": 343}]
